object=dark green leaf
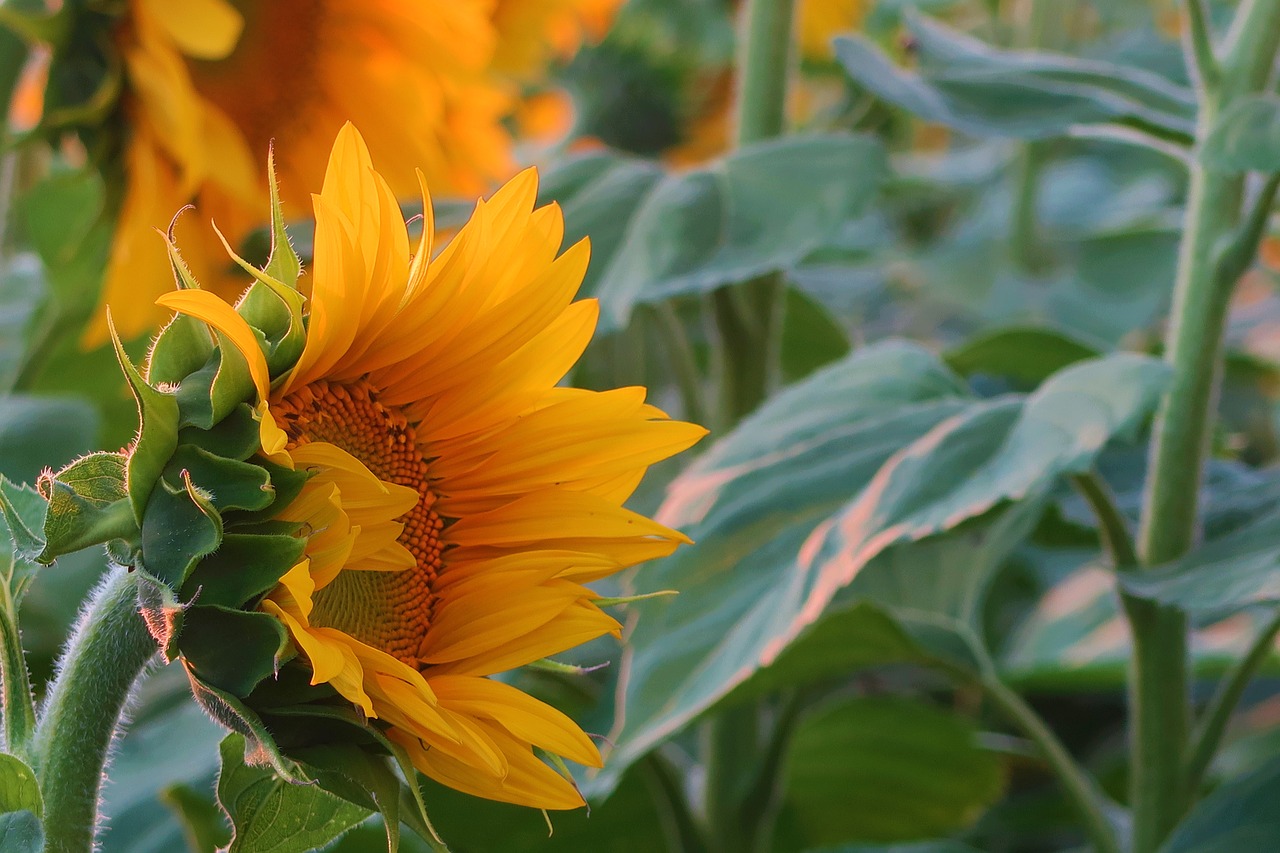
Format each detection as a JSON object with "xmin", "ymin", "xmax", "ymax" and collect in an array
[
  {"xmin": 944, "ymin": 326, "xmax": 1102, "ymax": 387},
  {"xmin": 780, "ymin": 698, "xmax": 1005, "ymax": 846},
  {"xmin": 180, "ymin": 606, "xmax": 287, "ymax": 697},
  {"xmin": 187, "ymin": 670, "xmax": 306, "ymax": 784},
  {"xmin": 217, "ymin": 733, "xmax": 369, "ymax": 853},
  {"xmin": 18, "ymin": 168, "xmax": 104, "ymax": 270},
  {"xmin": 166, "ymin": 445, "xmax": 274, "ymax": 513},
  {"xmin": 0, "ymin": 478, "xmax": 47, "ymax": 565},
  {"xmin": 0, "ymin": 810, "xmax": 42, "ymax": 853},
  {"xmin": 1200, "ymin": 94, "xmax": 1280, "ymax": 173},
  {"xmin": 781, "ymin": 287, "xmax": 851, "ymax": 383},
  {"xmin": 1160, "ymin": 755, "xmax": 1280, "ymax": 853}
]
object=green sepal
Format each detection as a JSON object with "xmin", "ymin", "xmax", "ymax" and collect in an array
[
  {"xmin": 227, "ymin": 461, "xmax": 310, "ymax": 527},
  {"xmin": 36, "ymin": 453, "xmax": 137, "ymax": 562},
  {"xmin": 180, "ymin": 605, "xmax": 289, "ymax": 697},
  {"xmin": 263, "ymin": 152, "xmax": 302, "ymax": 289},
  {"xmin": 134, "ymin": 567, "xmax": 185, "ymax": 662},
  {"xmin": 187, "ymin": 328, "xmax": 263, "ymax": 431},
  {"xmin": 110, "ymin": 325, "xmax": 180, "ymax": 523},
  {"xmin": 166, "ymin": 445, "xmax": 274, "ymax": 513},
  {"xmin": 222, "ymin": 196, "xmax": 305, "ymax": 377},
  {"xmin": 140, "ymin": 471, "xmax": 223, "ymax": 587},
  {"xmin": 186, "ymin": 664, "xmax": 309, "ymax": 784},
  {"xmin": 179, "ymin": 404, "xmax": 262, "ymax": 462},
  {"xmin": 0, "ymin": 479, "xmax": 47, "ymax": 564},
  {"xmin": 182, "ymin": 532, "xmax": 305, "ymax": 609},
  {"xmin": 148, "ymin": 312, "xmax": 215, "ymax": 387}
]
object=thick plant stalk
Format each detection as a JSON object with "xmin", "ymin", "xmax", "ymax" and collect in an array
[
  {"xmin": 711, "ymin": 0, "xmax": 796, "ymax": 426},
  {"xmin": 34, "ymin": 569, "xmax": 155, "ymax": 853},
  {"xmin": 1130, "ymin": 2, "xmax": 1280, "ymax": 849}
]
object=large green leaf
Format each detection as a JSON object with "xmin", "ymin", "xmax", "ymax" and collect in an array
[
  {"xmin": 540, "ymin": 134, "xmax": 886, "ymax": 332},
  {"xmin": 605, "ymin": 346, "xmax": 1167, "ymax": 787},
  {"xmin": 1200, "ymin": 94, "xmax": 1280, "ymax": 173},
  {"xmin": 1123, "ymin": 511, "xmax": 1280, "ymax": 615},
  {"xmin": 216, "ymin": 733, "xmax": 369, "ymax": 853},
  {"xmin": 1160, "ymin": 755, "xmax": 1280, "ymax": 853},
  {"xmin": 777, "ymin": 698, "xmax": 1005, "ymax": 848},
  {"xmin": 835, "ymin": 15, "xmax": 1195, "ymax": 143}
]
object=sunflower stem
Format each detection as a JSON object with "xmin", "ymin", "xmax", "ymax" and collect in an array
[
  {"xmin": 34, "ymin": 567, "xmax": 155, "ymax": 853},
  {"xmin": 1130, "ymin": 4, "xmax": 1280, "ymax": 848},
  {"xmin": 711, "ymin": 0, "xmax": 796, "ymax": 427}
]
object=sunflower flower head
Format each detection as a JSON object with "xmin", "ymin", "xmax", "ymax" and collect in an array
[{"xmin": 28, "ymin": 123, "xmax": 705, "ymax": 822}]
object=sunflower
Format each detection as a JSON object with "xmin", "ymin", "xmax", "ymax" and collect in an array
[
  {"xmin": 491, "ymin": 0, "xmax": 623, "ymax": 80},
  {"xmin": 152, "ymin": 123, "xmax": 706, "ymax": 808},
  {"xmin": 88, "ymin": 0, "xmax": 513, "ymax": 347},
  {"xmin": 798, "ymin": 0, "xmax": 866, "ymax": 61}
]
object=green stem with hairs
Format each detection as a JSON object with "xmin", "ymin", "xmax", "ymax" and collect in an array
[
  {"xmin": 34, "ymin": 569, "xmax": 155, "ymax": 853},
  {"xmin": 1130, "ymin": 3, "xmax": 1280, "ymax": 849}
]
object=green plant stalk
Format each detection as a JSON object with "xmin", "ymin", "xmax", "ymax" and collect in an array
[
  {"xmin": 1069, "ymin": 473, "xmax": 1138, "ymax": 570},
  {"xmin": 0, "ymin": 587, "xmax": 34, "ymax": 756},
  {"xmin": 703, "ymin": 704, "xmax": 759, "ymax": 853},
  {"xmin": 1183, "ymin": 607, "xmax": 1280, "ymax": 796},
  {"xmin": 34, "ymin": 569, "xmax": 155, "ymax": 853},
  {"xmin": 711, "ymin": 0, "xmax": 796, "ymax": 426},
  {"xmin": 981, "ymin": 677, "xmax": 1120, "ymax": 853},
  {"xmin": 1131, "ymin": 3, "xmax": 1280, "ymax": 848},
  {"xmin": 641, "ymin": 753, "xmax": 710, "ymax": 853}
]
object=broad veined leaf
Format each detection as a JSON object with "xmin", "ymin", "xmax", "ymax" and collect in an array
[
  {"xmin": 0, "ymin": 755, "xmax": 40, "ymax": 817},
  {"xmin": 777, "ymin": 698, "xmax": 1005, "ymax": 848},
  {"xmin": 216, "ymin": 733, "xmax": 369, "ymax": 853},
  {"xmin": 835, "ymin": 15, "xmax": 1195, "ymax": 143},
  {"xmin": 0, "ymin": 810, "xmax": 42, "ymax": 853},
  {"xmin": 1200, "ymin": 94, "xmax": 1280, "ymax": 173},
  {"xmin": 540, "ymin": 134, "xmax": 886, "ymax": 332},
  {"xmin": 944, "ymin": 325, "xmax": 1102, "ymax": 388},
  {"xmin": 604, "ymin": 347, "xmax": 1168, "ymax": 788}
]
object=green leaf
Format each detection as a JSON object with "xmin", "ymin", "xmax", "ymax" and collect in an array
[
  {"xmin": 159, "ymin": 783, "xmax": 231, "ymax": 853},
  {"xmin": 0, "ymin": 754, "xmax": 40, "ymax": 816},
  {"xmin": 544, "ymin": 134, "xmax": 885, "ymax": 332},
  {"xmin": 1160, "ymin": 755, "xmax": 1280, "ymax": 853},
  {"xmin": 37, "ymin": 452, "xmax": 136, "ymax": 561},
  {"xmin": 187, "ymin": 671, "xmax": 306, "ymax": 784},
  {"xmin": 608, "ymin": 350, "xmax": 1167, "ymax": 787},
  {"xmin": 292, "ymin": 744, "xmax": 403, "ymax": 852},
  {"xmin": 18, "ymin": 168, "xmax": 105, "ymax": 271},
  {"xmin": 180, "ymin": 606, "xmax": 287, "ymax": 697},
  {"xmin": 0, "ymin": 478, "xmax": 47, "ymax": 565},
  {"xmin": 834, "ymin": 15, "xmax": 1195, "ymax": 143},
  {"xmin": 781, "ymin": 287, "xmax": 851, "ymax": 383},
  {"xmin": 217, "ymin": 733, "xmax": 369, "ymax": 853},
  {"xmin": 1200, "ymin": 94, "xmax": 1280, "ymax": 173},
  {"xmin": 1122, "ymin": 510, "xmax": 1280, "ymax": 615},
  {"xmin": 944, "ymin": 326, "xmax": 1102, "ymax": 388},
  {"xmin": 779, "ymin": 698, "xmax": 1005, "ymax": 846},
  {"xmin": 808, "ymin": 843, "xmax": 982, "ymax": 853},
  {"xmin": 0, "ymin": 810, "xmax": 42, "ymax": 853}
]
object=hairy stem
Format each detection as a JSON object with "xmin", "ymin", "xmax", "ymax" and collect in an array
[
  {"xmin": 34, "ymin": 569, "xmax": 155, "ymax": 853},
  {"xmin": 1130, "ymin": 3, "xmax": 1280, "ymax": 848}
]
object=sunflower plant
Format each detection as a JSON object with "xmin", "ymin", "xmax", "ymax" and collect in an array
[{"xmin": 10, "ymin": 0, "xmax": 1280, "ymax": 852}]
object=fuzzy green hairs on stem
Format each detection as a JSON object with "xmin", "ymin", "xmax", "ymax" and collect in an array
[{"xmin": 34, "ymin": 568, "xmax": 155, "ymax": 853}]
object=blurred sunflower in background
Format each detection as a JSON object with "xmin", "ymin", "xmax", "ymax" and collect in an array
[
  {"xmin": 88, "ymin": 0, "xmax": 511, "ymax": 346},
  {"xmin": 156, "ymin": 124, "xmax": 706, "ymax": 808}
]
